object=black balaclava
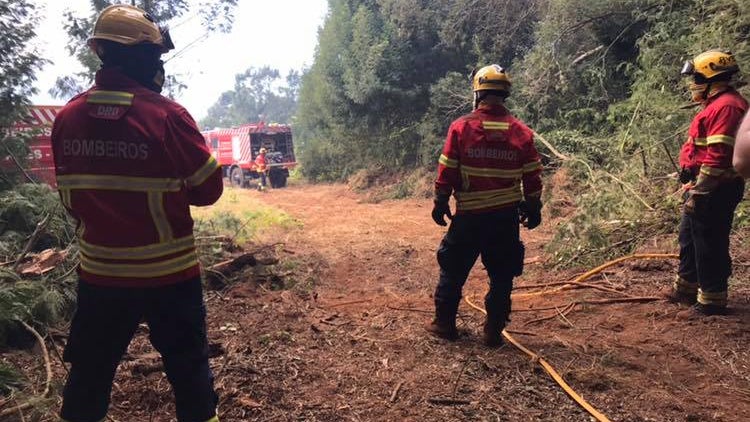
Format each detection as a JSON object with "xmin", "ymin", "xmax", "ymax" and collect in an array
[{"xmin": 98, "ymin": 40, "xmax": 165, "ymax": 93}]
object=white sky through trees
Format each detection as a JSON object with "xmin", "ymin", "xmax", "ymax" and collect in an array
[{"xmin": 31, "ymin": 0, "xmax": 328, "ymax": 120}]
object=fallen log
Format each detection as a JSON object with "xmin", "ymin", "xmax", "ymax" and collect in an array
[
  {"xmin": 205, "ymin": 252, "xmax": 259, "ymax": 289},
  {"xmin": 209, "ymin": 252, "xmax": 258, "ymax": 274}
]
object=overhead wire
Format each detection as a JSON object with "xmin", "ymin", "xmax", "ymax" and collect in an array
[{"xmin": 164, "ymin": 30, "xmax": 211, "ymax": 64}]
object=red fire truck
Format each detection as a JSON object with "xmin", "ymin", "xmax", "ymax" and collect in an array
[
  {"xmin": 202, "ymin": 122, "xmax": 296, "ymax": 188},
  {"xmin": 3, "ymin": 105, "xmax": 61, "ymax": 186}
]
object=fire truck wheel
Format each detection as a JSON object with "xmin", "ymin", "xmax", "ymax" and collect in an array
[
  {"xmin": 269, "ymin": 169, "xmax": 287, "ymax": 188},
  {"xmin": 230, "ymin": 166, "xmax": 246, "ymax": 188}
]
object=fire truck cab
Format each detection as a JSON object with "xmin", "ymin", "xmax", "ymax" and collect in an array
[{"xmin": 202, "ymin": 123, "xmax": 296, "ymax": 188}]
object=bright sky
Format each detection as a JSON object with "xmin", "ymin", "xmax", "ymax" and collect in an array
[{"xmin": 30, "ymin": 0, "xmax": 328, "ymax": 120}]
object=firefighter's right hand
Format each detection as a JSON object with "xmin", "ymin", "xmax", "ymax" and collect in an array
[
  {"xmin": 518, "ymin": 198, "xmax": 542, "ymax": 230},
  {"xmin": 431, "ymin": 200, "xmax": 453, "ymax": 226}
]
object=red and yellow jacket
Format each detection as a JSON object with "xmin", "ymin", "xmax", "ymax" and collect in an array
[
  {"xmin": 51, "ymin": 68, "xmax": 223, "ymax": 288},
  {"xmin": 435, "ymin": 104, "xmax": 543, "ymax": 214},
  {"xmin": 255, "ymin": 153, "xmax": 267, "ymax": 172},
  {"xmin": 679, "ymin": 89, "xmax": 748, "ymax": 182}
]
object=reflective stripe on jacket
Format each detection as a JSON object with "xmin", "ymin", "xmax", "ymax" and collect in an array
[
  {"xmin": 435, "ymin": 104, "xmax": 543, "ymax": 214},
  {"xmin": 679, "ymin": 89, "xmax": 748, "ymax": 180},
  {"xmin": 52, "ymin": 68, "xmax": 223, "ymax": 287}
]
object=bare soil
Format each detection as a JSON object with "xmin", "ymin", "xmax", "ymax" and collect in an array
[{"xmin": 4, "ymin": 183, "xmax": 750, "ymax": 421}]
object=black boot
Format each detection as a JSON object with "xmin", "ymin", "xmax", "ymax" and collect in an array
[
  {"xmin": 483, "ymin": 320, "xmax": 504, "ymax": 347},
  {"xmin": 425, "ymin": 316, "xmax": 458, "ymax": 341},
  {"xmin": 425, "ymin": 300, "xmax": 459, "ymax": 341},
  {"xmin": 484, "ymin": 292, "xmax": 511, "ymax": 347}
]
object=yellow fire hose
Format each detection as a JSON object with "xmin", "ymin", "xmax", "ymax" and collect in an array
[
  {"xmin": 465, "ymin": 253, "xmax": 679, "ymax": 422},
  {"xmin": 513, "ymin": 253, "xmax": 679, "ymax": 299}
]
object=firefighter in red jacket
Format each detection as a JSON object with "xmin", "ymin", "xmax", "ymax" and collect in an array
[
  {"xmin": 427, "ymin": 65, "xmax": 543, "ymax": 346},
  {"xmin": 255, "ymin": 147, "xmax": 268, "ymax": 190},
  {"xmin": 663, "ymin": 50, "xmax": 747, "ymax": 317},
  {"xmin": 52, "ymin": 5, "xmax": 222, "ymax": 422}
]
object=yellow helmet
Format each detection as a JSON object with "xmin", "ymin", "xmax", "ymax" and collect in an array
[
  {"xmin": 88, "ymin": 4, "xmax": 174, "ymax": 52},
  {"xmin": 681, "ymin": 50, "xmax": 739, "ymax": 80},
  {"xmin": 471, "ymin": 65, "xmax": 511, "ymax": 93}
]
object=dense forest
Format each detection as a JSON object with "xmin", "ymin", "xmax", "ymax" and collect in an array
[
  {"xmin": 297, "ymin": 0, "xmax": 749, "ymax": 178},
  {"xmin": 294, "ymin": 0, "xmax": 750, "ymax": 265}
]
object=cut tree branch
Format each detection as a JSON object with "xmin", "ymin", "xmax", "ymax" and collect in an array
[{"xmin": 12, "ymin": 214, "xmax": 51, "ymax": 273}]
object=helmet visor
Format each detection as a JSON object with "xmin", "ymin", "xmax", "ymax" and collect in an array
[
  {"xmin": 160, "ymin": 26, "xmax": 175, "ymax": 51},
  {"xmin": 681, "ymin": 60, "xmax": 695, "ymax": 76}
]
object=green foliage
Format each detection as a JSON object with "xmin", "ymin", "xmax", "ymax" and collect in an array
[
  {"xmin": 201, "ymin": 67, "xmax": 301, "ymax": 129},
  {"xmin": 0, "ymin": 0, "xmax": 46, "ymax": 190},
  {"xmin": 0, "ymin": 0, "xmax": 45, "ymax": 131},
  {"xmin": 513, "ymin": 0, "xmax": 656, "ymax": 133},
  {"xmin": 0, "ymin": 361, "xmax": 24, "ymax": 395},
  {"xmin": 539, "ymin": 130, "xmax": 615, "ymax": 167},
  {"xmin": 0, "ymin": 281, "xmax": 68, "ymax": 345},
  {"xmin": 0, "ymin": 184, "xmax": 77, "ymax": 349},
  {"xmin": 192, "ymin": 188, "xmax": 302, "ymax": 245},
  {"xmin": 540, "ymin": 0, "xmax": 750, "ymax": 266},
  {"xmin": 417, "ymin": 72, "xmax": 472, "ymax": 167},
  {"xmin": 294, "ymin": 0, "xmax": 750, "ymax": 267},
  {"xmin": 546, "ymin": 160, "xmax": 682, "ymax": 268},
  {"xmin": 297, "ymin": 0, "xmax": 447, "ymax": 179},
  {"xmin": 0, "ymin": 184, "xmax": 75, "ymax": 259}
]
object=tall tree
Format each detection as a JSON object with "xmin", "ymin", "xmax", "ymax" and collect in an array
[
  {"xmin": 0, "ymin": 0, "xmax": 45, "ymax": 130},
  {"xmin": 0, "ymin": 0, "xmax": 46, "ymax": 188},
  {"xmin": 51, "ymin": 0, "xmax": 238, "ymax": 99},
  {"xmin": 201, "ymin": 66, "xmax": 302, "ymax": 129},
  {"xmin": 295, "ymin": 0, "xmax": 541, "ymax": 180}
]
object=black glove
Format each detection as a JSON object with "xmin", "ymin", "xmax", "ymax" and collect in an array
[
  {"xmin": 679, "ymin": 167, "xmax": 695, "ymax": 184},
  {"xmin": 431, "ymin": 194, "xmax": 453, "ymax": 226},
  {"xmin": 518, "ymin": 198, "xmax": 542, "ymax": 230}
]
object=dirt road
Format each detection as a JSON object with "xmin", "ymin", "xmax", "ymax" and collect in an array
[{"xmin": 76, "ymin": 184, "xmax": 750, "ymax": 421}]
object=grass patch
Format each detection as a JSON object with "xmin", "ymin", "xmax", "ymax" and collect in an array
[{"xmin": 192, "ymin": 187, "xmax": 302, "ymax": 244}]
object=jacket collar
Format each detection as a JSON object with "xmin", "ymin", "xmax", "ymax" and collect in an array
[
  {"xmin": 476, "ymin": 103, "xmax": 509, "ymax": 115},
  {"xmin": 94, "ymin": 67, "xmax": 146, "ymax": 91},
  {"xmin": 703, "ymin": 86, "xmax": 735, "ymax": 108}
]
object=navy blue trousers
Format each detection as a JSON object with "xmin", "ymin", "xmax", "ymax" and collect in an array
[
  {"xmin": 60, "ymin": 278, "xmax": 218, "ymax": 422},
  {"xmin": 678, "ymin": 178, "xmax": 744, "ymax": 294},
  {"xmin": 434, "ymin": 208, "xmax": 524, "ymax": 321}
]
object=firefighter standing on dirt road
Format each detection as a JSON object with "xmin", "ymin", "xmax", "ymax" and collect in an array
[
  {"xmin": 663, "ymin": 50, "xmax": 748, "ymax": 317},
  {"xmin": 256, "ymin": 147, "xmax": 269, "ymax": 190},
  {"xmin": 427, "ymin": 65, "xmax": 544, "ymax": 347},
  {"xmin": 52, "ymin": 5, "xmax": 222, "ymax": 422}
]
